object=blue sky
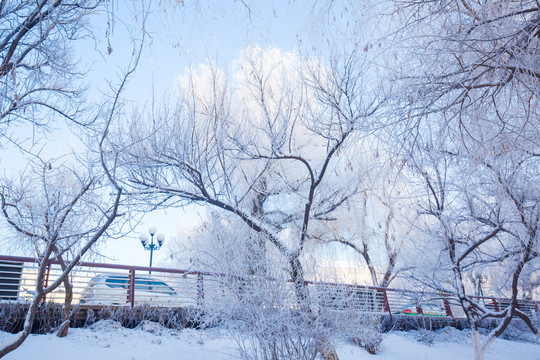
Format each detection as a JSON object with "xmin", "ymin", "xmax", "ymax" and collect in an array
[
  {"xmin": 0, "ymin": 1, "xmax": 377, "ymax": 268},
  {"xmin": 16, "ymin": 1, "xmax": 317, "ymax": 267},
  {"xmin": 95, "ymin": 1, "xmax": 308, "ymax": 266},
  {"xmin": 81, "ymin": 1, "xmax": 308, "ymax": 102}
]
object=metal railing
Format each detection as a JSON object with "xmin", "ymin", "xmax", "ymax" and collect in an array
[{"xmin": 1, "ymin": 255, "xmax": 538, "ymax": 320}]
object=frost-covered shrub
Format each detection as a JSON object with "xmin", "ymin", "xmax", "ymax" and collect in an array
[
  {"xmin": 410, "ymin": 329, "xmax": 435, "ymax": 345},
  {"xmin": 231, "ymin": 310, "xmax": 325, "ymax": 360},
  {"xmin": 186, "ymin": 214, "xmax": 384, "ymax": 359},
  {"xmin": 83, "ymin": 305, "xmax": 193, "ymax": 330},
  {"xmin": 212, "ymin": 276, "xmax": 330, "ymax": 360},
  {"xmin": 0, "ymin": 302, "xmax": 64, "ymax": 334},
  {"xmin": 500, "ymin": 322, "xmax": 540, "ymax": 344},
  {"xmin": 350, "ymin": 322, "xmax": 383, "ymax": 354},
  {"xmin": 230, "ymin": 306, "xmax": 383, "ymax": 359},
  {"xmin": 320, "ymin": 307, "xmax": 383, "ymax": 355},
  {"xmin": 0, "ymin": 302, "xmax": 29, "ymax": 333},
  {"xmin": 202, "ymin": 272, "xmax": 384, "ymax": 359},
  {"xmin": 433, "ymin": 327, "xmax": 469, "ymax": 344}
]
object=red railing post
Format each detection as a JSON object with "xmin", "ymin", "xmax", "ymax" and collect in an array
[
  {"xmin": 492, "ymin": 298, "xmax": 500, "ymax": 312},
  {"xmin": 381, "ymin": 289, "xmax": 392, "ymax": 316},
  {"xmin": 127, "ymin": 269, "xmax": 135, "ymax": 308},
  {"xmin": 42, "ymin": 262, "xmax": 51, "ymax": 304},
  {"xmin": 197, "ymin": 273, "xmax": 204, "ymax": 307},
  {"xmin": 443, "ymin": 298, "xmax": 453, "ymax": 317}
]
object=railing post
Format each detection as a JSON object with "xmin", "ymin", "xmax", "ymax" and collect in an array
[
  {"xmin": 42, "ymin": 262, "xmax": 51, "ymax": 304},
  {"xmin": 197, "ymin": 273, "xmax": 204, "ymax": 308},
  {"xmin": 127, "ymin": 269, "xmax": 135, "ymax": 308},
  {"xmin": 443, "ymin": 298, "xmax": 453, "ymax": 317},
  {"xmin": 381, "ymin": 289, "xmax": 391, "ymax": 316},
  {"xmin": 492, "ymin": 298, "xmax": 500, "ymax": 312}
]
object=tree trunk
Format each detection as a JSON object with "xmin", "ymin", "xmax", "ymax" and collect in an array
[
  {"xmin": 288, "ymin": 255, "xmax": 340, "ymax": 360},
  {"xmin": 57, "ymin": 282, "xmax": 73, "ymax": 337},
  {"xmin": 289, "ymin": 256, "xmax": 310, "ymax": 310},
  {"xmin": 54, "ymin": 253, "xmax": 73, "ymax": 337},
  {"xmin": 0, "ymin": 294, "xmax": 42, "ymax": 358},
  {"xmin": 319, "ymin": 343, "xmax": 340, "ymax": 360},
  {"xmin": 471, "ymin": 328, "xmax": 486, "ymax": 360}
]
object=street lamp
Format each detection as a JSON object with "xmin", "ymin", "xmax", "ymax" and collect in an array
[
  {"xmin": 474, "ymin": 271, "xmax": 486, "ymax": 297},
  {"xmin": 139, "ymin": 226, "xmax": 165, "ymax": 273}
]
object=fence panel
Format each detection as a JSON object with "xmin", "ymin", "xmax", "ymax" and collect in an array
[{"xmin": 0, "ymin": 255, "xmax": 538, "ymax": 321}]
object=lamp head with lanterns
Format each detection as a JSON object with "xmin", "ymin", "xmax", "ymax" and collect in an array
[
  {"xmin": 139, "ymin": 227, "xmax": 165, "ymax": 272},
  {"xmin": 139, "ymin": 227, "xmax": 165, "ymax": 251}
]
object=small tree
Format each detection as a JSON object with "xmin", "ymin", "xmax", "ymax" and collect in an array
[
  {"xmin": 0, "ymin": 153, "xmax": 122, "ymax": 357},
  {"xmin": 0, "ymin": 2, "xmax": 147, "ymax": 353}
]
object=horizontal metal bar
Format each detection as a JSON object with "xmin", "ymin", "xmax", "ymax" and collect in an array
[{"xmin": 1, "ymin": 254, "xmax": 539, "ymax": 314}]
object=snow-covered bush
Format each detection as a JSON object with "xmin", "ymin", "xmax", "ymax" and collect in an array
[
  {"xmin": 409, "ymin": 329, "xmax": 435, "ymax": 345},
  {"xmin": 198, "ymin": 270, "xmax": 384, "ymax": 359},
  {"xmin": 83, "ymin": 305, "xmax": 192, "ymax": 330},
  {"xmin": 0, "ymin": 302, "xmax": 64, "ymax": 334},
  {"xmin": 203, "ymin": 272, "xmax": 326, "ymax": 360},
  {"xmin": 231, "ymin": 310, "xmax": 324, "ymax": 360},
  {"xmin": 340, "ymin": 311, "xmax": 382, "ymax": 355},
  {"xmin": 500, "ymin": 323, "xmax": 540, "ymax": 344},
  {"xmin": 177, "ymin": 211, "xmax": 386, "ymax": 359}
]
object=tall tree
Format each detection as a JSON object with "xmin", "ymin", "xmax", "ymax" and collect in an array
[
  {"xmin": 0, "ymin": 153, "xmax": 122, "ymax": 357},
  {"xmin": 109, "ymin": 46, "xmax": 385, "ymax": 359},
  {"xmin": 318, "ymin": 164, "xmax": 414, "ymax": 288},
  {"xmin": 394, "ymin": 2, "xmax": 540, "ymax": 359}
]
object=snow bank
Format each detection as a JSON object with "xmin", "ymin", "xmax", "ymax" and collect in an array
[{"xmin": 1, "ymin": 322, "xmax": 539, "ymax": 360}]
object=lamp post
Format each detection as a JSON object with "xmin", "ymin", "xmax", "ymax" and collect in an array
[
  {"xmin": 139, "ymin": 226, "xmax": 165, "ymax": 274},
  {"xmin": 474, "ymin": 271, "xmax": 486, "ymax": 297}
]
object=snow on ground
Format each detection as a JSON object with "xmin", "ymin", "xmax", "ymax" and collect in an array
[{"xmin": 1, "ymin": 321, "xmax": 539, "ymax": 360}]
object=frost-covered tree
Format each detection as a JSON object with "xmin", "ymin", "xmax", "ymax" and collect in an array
[
  {"xmin": 0, "ymin": 152, "xmax": 122, "ymax": 357},
  {"xmin": 394, "ymin": 2, "xmax": 540, "ymax": 359},
  {"xmin": 406, "ymin": 131, "xmax": 539, "ymax": 360},
  {"xmin": 0, "ymin": 2, "xmax": 147, "ymax": 354},
  {"xmin": 317, "ymin": 161, "xmax": 415, "ymax": 288},
  {"xmin": 0, "ymin": 54, "xmax": 140, "ymax": 353},
  {"xmin": 109, "ymin": 46, "xmax": 386, "ymax": 359},
  {"xmin": 0, "ymin": 0, "xmax": 104, "ymax": 144}
]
